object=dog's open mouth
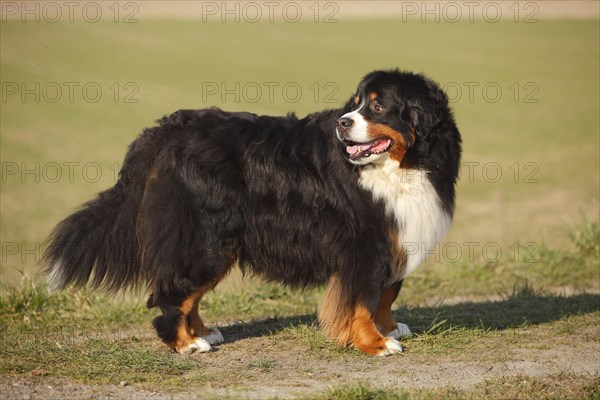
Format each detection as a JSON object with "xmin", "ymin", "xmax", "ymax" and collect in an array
[{"xmin": 344, "ymin": 138, "xmax": 392, "ymax": 160}]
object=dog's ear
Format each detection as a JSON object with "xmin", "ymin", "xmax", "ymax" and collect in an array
[
  {"xmin": 344, "ymin": 73, "xmax": 374, "ymax": 112},
  {"xmin": 406, "ymin": 106, "xmax": 435, "ymax": 138},
  {"xmin": 398, "ymin": 103, "xmax": 427, "ymax": 139},
  {"xmin": 406, "ymin": 80, "xmax": 449, "ymax": 138},
  {"xmin": 343, "ymin": 93, "xmax": 360, "ymax": 112}
]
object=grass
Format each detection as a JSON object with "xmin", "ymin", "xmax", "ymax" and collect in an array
[
  {"xmin": 2, "ymin": 220, "xmax": 594, "ymax": 327},
  {"xmin": 0, "ymin": 222, "xmax": 598, "ymax": 396},
  {"xmin": 281, "ymin": 287, "xmax": 600, "ymax": 362},
  {"xmin": 405, "ymin": 220, "xmax": 600, "ymax": 301},
  {"xmin": 309, "ymin": 374, "xmax": 600, "ymax": 400}
]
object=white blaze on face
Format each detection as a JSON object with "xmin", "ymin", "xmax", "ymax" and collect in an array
[{"xmin": 337, "ymin": 104, "xmax": 369, "ymax": 143}]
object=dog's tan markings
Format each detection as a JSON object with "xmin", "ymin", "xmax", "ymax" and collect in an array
[
  {"xmin": 354, "ymin": 95, "xmax": 360, "ymax": 105},
  {"xmin": 348, "ymin": 304, "xmax": 393, "ymax": 355},
  {"xmin": 320, "ymin": 275, "xmax": 400, "ymax": 355},
  {"xmin": 167, "ymin": 288, "xmax": 203, "ymax": 352},
  {"xmin": 369, "ymin": 91, "xmax": 378, "ymax": 101},
  {"xmin": 374, "ymin": 283, "xmax": 401, "ymax": 336},
  {"xmin": 187, "ymin": 297, "xmax": 207, "ymax": 337},
  {"xmin": 187, "ymin": 263, "xmax": 232, "ymax": 337},
  {"xmin": 170, "ymin": 250, "xmax": 236, "ymax": 353},
  {"xmin": 187, "ymin": 288, "xmax": 214, "ymax": 338},
  {"xmin": 147, "ymin": 165, "xmax": 159, "ymax": 179},
  {"xmin": 387, "ymin": 229, "xmax": 407, "ymax": 284},
  {"xmin": 319, "ymin": 274, "xmax": 352, "ymax": 345},
  {"xmin": 367, "ymin": 123, "xmax": 414, "ymax": 162}
]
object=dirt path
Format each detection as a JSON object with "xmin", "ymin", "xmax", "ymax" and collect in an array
[{"xmin": 2, "ymin": 324, "xmax": 599, "ymax": 399}]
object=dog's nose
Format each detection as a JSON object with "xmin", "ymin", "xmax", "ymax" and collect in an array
[{"xmin": 336, "ymin": 117, "xmax": 353, "ymax": 134}]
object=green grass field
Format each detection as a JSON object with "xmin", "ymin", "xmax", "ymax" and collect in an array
[
  {"xmin": 2, "ymin": 19, "xmax": 599, "ymax": 279},
  {"xmin": 1, "ymin": 221, "xmax": 598, "ymax": 398},
  {"xmin": 1, "ymin": 13, "xmax": 599, "ymax": 399}
]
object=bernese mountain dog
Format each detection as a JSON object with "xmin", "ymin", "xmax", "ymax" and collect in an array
[{"xmin": 44, "ymin": 70, "xmax": 461, "ymax": 356}]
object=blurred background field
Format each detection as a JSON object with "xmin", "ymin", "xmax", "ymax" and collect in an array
[
  {"xmin": 1, "ymin": 2, "xmax": 598, "ymax": 295},
  {"xmin": 1, "ymin": 4, "xmax": 599, "ymax": 397}
]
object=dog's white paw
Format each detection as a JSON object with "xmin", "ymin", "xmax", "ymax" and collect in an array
[
  {"xmin": 192, "ymin": 337, "xmax": 213, "ymax": 352},
  {"xmin": 385, "ymin": 322, "xmax": 413, "ymax": 339},
  {"xmin": 203, "ymin": 328, "xmax": 224, "ymax": 345},
  {"xmin": 377, "ymin": 337, "xmax": 403, "ymax": 356},
  {"xmin": 178, "ymin": 337, "xmax": 212, "ymax": 354}
]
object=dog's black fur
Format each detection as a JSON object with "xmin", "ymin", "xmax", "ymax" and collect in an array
[{"xmin": 44, "ymin": 70, "xmax": 461, "ymax": 354}]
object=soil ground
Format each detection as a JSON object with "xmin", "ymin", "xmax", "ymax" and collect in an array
[{"xmin": 2, "ymin": 310, "xmax": 599, "ymax": 399}]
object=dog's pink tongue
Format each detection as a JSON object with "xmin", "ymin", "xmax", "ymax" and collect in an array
[
  {"xmin": 346, "ymin": 144, "xmax": 364, "ymax": 155},
  {"xmin": 371, "ymin": 139, "xmax": 391, "ymax": 153}
]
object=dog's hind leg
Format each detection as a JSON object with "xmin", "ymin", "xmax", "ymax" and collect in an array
[
  {"xmin": 139, "ymin": 149, "xmax": 242, "ymax": 354},
  {"xmin": 188, "ymin": 298, "xmax": 224, "ymax": 346},
  {"xmin": 151, "ymin": 290, "xmax": 211, "ymax": 354},
  {"xmin": 187, "ymin": 263, "xmax": 234, "ymax": 346},
  {"xmin": 150, "ymin": 257, "xmax": 234, "ymax": 354}
]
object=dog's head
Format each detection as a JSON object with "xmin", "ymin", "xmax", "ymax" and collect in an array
[{"xmin": 336, "ymin": 70, "xmax": 451, "ymax": 166}]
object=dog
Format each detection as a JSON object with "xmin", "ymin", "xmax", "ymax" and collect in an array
[{"xmin": 44, "ymin": 70, "xmax": 461, "ymax": 356}]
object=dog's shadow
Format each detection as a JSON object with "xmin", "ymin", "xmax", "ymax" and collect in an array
[{"xmin": 218, "ymin": 291, "xmax": 600, "ymax": 343}]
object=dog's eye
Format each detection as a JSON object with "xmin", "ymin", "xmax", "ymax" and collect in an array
[{"xmin": 370, "ymin": 102, "xmax": 385, "ymax": 114}]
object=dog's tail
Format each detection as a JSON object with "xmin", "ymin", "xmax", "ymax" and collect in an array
[{"xmin": 43, "ymin": 125, "xmax": 167, "ymax": 292}]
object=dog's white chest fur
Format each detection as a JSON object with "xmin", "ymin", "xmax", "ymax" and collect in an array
[{"xmin": 359, "ymin": 158, "xmax": 451, "ymax": 282}]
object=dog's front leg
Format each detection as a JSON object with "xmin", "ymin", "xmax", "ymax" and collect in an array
[{"xmin": 319, "ymin": 275, "xmax": 403, "ymax": 356}]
